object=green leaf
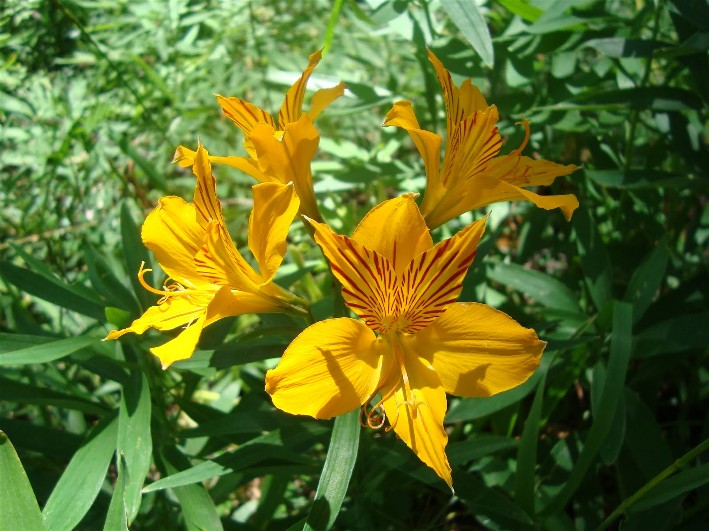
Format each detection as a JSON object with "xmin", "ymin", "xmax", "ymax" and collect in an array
[
  {"xmin": 541, "ymin": 301, "xmax": 633, "ymax": 516},
  {"xmin": 572, "ymin": 206, "xmax": 613, "ymax": 314},
  {"xmin": 487, "ymin": 262, "xmax": 583, "ymax": 317},
  {"xmin": 447, "ymin": 366, "xmax": 542, "ymax": 422},
  {"xmin": 117, "ymin": 372, "xmax": 152, "ymax": 524},
  {"xmin": 0, "ymin": 431, "xmax": 46, "ymax": 531},
  {"xmin": 497, "ymin": 0, "xmax": 543, "ymax": 22},
  {"xmin": 584, "ymin": 38, "xmax": 669, "ymax": 58},
  {"xmin": 634, "ymin": 312, "xmax": 709, "ymax": 358},
  {"xmin": 118, "ymin": 137, "xmax": 167, "ymax": 190},
  {"xmin": 159, "ymin": 446, "xmax": 224, "ymax": 531},
  {"xmin": 0, "ymin": 335, "xmax": 96, "ymax": 366},
  {"xmin": 43, "ymin": 413, "xmax": 119, "ymax": 531},
  {"xmin": 624, "ymin": 242, "xmax": 669, "ymax": 323},
  {"xmin": 0, "ymin": 260, "xmax": 106, "ymax": 321},
  {"xmin": 441, "ymin": 0, "xmax": 494, "ymax": 67},
  {"xmin": 515, "ymin": 370, "xmax": 547, "ymax": 516},
  {"xmin": 0, "ymin": 375, "xmax": 108, "ymax": 415},
  {"xmin": 586, "ymin": 169, "xmax": 702, "ymax": 190},
  {"xmin": 447, "ymin": 435, "xmax": 517, "ymax": 465},
  {"xmin": 120, "ymin": 201, "xmax": 154, "ymax": 311},
  {"xmin": 84, "ymin": 242, "xmax": 139, "ymax": 314},
  {"xmin": 304, "ymin": 410, "xmax": 360, "ymax": 531},
  {"xmin": 590, "ymin": 362, "xmax": 626, "ymax": 464},
  {"xmin": 105, "ymin": 453, "xmax": 129, "ymax": 531},
  {"xmin": 143, "ymin": 460, "xmax": 231, "ymax": 493}
]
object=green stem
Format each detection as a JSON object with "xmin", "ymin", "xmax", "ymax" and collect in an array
[{"xmin": 596, "ymin": 436, "xmax": 709, "ymax": 531}]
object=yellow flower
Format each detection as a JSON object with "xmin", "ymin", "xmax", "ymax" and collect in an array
[
  {"xmin": 384, "ymin": 49, "xmax": 579, "ymax": 229},
  {"xmin": 105, "ymin": 144, "xmax": 303, "ymax": 368},
  {"xmin": 174, "ymin": 50, "xmax": 345, "ymax": 222},
  {"xmin": 265, "ymin": 195, "xmax": 545, "ymax": 488}
]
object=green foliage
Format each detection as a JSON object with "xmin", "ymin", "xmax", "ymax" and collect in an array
[{"xmin": 1, "ymin": 0, "xmax": 707, "ymax": 529}]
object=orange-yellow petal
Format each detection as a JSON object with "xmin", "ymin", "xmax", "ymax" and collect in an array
[
  {"xmin": 427, "ymin": 49, "xmax": 490, "ymax": 140},
  {"xmin": 411, "ymin": 302, "xmax": 545, "ymax": 397},
  {"xmin": 216, "ymin": 94, "xmax": 275, "ymax": 136},
  {"xmin": 191, "ymin": 144, "xmax": 225, "ymax": 229},
  {"xmin": 265, "ymin": 318, "xmax": 385, "ymax": 418},
  {"xmin": 194, "ymin": 221, "xmax": 262, "ymax": 292},
  {"xmin": 397, "ymin": 217, "xmax": 486, "ymax": 333},
  {"xmin": 249, "ymin": 116, "xmax": 321, "ymax": 220},
  {"xmin": 306, "ymin": 82, "xmax": 346, "ymax": 122},
  {"xmin": 174, "ymin": 145, "xmax": 269, "ymax": 182},
  {"xmin": 277, "ymin": 49, "xmax": 322, "ymax": 128},
  {"xmin": 351, "ymin": 195, "xmax": 432, "ymax": 276},
  {"xmin": 150, "ymin": 313, "xmax": 207, "ymax": 369},
  {"xmin": 105, "ymin": 290, "xmax": 214, "ymax": 339},
  {"xmin": 309, "ymin": 219, "xmax": 398, "ymax": 333},
  {"xmin": 383, "ymin": 101, "xmax": 444, "ymax": 205},
  {"xmin": 204, "ymin": 286, "xmax": 285, "ymax": 326},
  {"xmin": 141, "ymin": 197, "xmax": 206, "ymax": 286},
  {"xmin": 381, "ymin": 351, "xmax": 452, "ymax": 488},
  {"xmin": 248, "ymin": 182, "xmax": 300, "ymax": 283}
]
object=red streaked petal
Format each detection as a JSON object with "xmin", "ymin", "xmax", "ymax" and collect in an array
[
  {"xmin": 309, "ymin": 219, "xmax": 398, "ymax": 333},
  {"xmin": 278, "ymin": 49, "xmax": 322, "ymax": 129},
  {"xmin": 216, "ymin": 94, "xmax": 275, "ymax": 135},
  {"xmin": 398, "ymin": 217, "xmax": 487, "ymax": 333}
]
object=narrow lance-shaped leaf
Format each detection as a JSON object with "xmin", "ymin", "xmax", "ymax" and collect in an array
[{"xmin": 0, "ymin": 431, "xmax": 46, "ymax": 531}]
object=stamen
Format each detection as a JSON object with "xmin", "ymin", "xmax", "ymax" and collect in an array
[
  {"xmin": 513, "ymin": 116, "xmax": 531, "ymax": 154},
  {"xmin": 137, "ymin": 261, "xmax": 186, "ymax": 303}
]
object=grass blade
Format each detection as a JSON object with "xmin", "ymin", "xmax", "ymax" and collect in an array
[
  {"xmin": 303, "ymin": 409, "xmax": 360, "ymax": 531},
  {"xmin": 0, "ymin": 431, "xmax": 46, "ymax": 531}
]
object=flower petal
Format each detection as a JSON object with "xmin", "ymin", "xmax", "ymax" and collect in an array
[
  {"xmin": 427, "ymin": 49, "xmax": 490, "ymax": 139},
  {"xmin": 216, "ymin": 94, "xmax": 275, "ymax": 135},
  {"xmin": 141, "ymin": 197, "xmax": 206, "ymax": 285},
  {"xmin": 105, "ymin": 290, "xmax": 214, "ymax": 339},
  {"xmin": 191, "ymin": 144, "xmax": 225, "ymax": 230},
  {"xmin": 174, "ymin": 145, "xmax": 268, "ymax": 182},
  {"xmin": 150, "ymin": 313, "xmax": 207, "ymax": 369},
  {"xmin": 398, "ymin": 217, "xmax": 487, "ymax": 333},
  {"xmin": 309, "ymin": 219, "xmax": 398, "ymax": 333},
  {"xmin": 351, "ymin": 195, "xmax": 433, "ymax": 276},
  {"xmin": 205, "ymin": 286, "xmax": 285, "ymax": 326},
  {"xmin": 265, "ymin": 318, "xmax": 385, "ymax": 418},
  {"xmin": 381, "ymin": 351, "xmax": 452, "ymax": 488},
  {"xmin": 249, "ymin": 116, "xmax": 321, "ymax": 220},
  {"xmin": 307, "ymin": 82, "xmax": 346, "ymax": 122},
  {"xmin": 412, "ymin": 302, "xmax": 545, "ymax": 397},
  {"xmin": 277, "ymin": 49, "xmax": 322, "ymax": 128},
  {"xmin": 383, "ymin": 101, "xmax": 444, "ymax": 206},
  {"xmin": 248, "ymin": 182, "xmax": 300, "ymax": 283},
  {"xmin": 194, "ymin": 221, "xmax": 262, "ymax": 292}
]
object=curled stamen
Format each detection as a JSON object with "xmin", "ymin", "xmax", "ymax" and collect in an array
[
  {"xmin": 513, "ymin": 116, "xmax": 531, "ymax": 154},
  {"xmin": 359, "ymin": 402, "xmax": 386, "ymax": 429},
  {"xmin": 137, "ymin": 261, "xmax": 186, "ymax": 303}
]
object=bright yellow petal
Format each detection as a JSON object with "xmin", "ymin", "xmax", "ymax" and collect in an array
[
  {"xmin": 309, "ymin": 219, "xmax": 398, "ymax": 333},
  {"xmin": 204, "ymin": 286, "xmax": 285, "ymax": 326},
  {"xmin": 105, "ymin": 290, "xmax": 214, "ymax": 339},
  {"xmin": 383, "ymin": 101, "xmax": 444, "ymax": 205},
  {"xmin": 248, "ymin": 182, "xmax": 300, "ymax": 283},
  {"xmin": 277, "ymin": 49, "xmax": 322, "ymax": 128},
  {"xmin": 381, "ymin": 350, "xmax": 452, "ymax": 488},
  {"xmin": 174, "ymin": 145, "xmax": 269, "ymax": 182},
  {"xmin": 141, "ymin": 197, "xmax": 206, "ymax": 286},
  {"xmin": 306, "ymin": 82, "xmax": 346, "ymax": 122},
  {"xmin": 398, "ymin": 217, "xmax": 487, "ymax": 333},
  {"xmin": 194, "ymin": 221, "xmax": 262, "ymax": 292},
  {"xmin": 150, "ymin": 313, "xmax": 207, "ymax": 369},
  {"xmin": 216, "ymin": 94, "xmax": 275, "ymax": 136},
  {"xmin": 427, "ymin": 49, "xmax": 490, "ymax": 142},
  {"xmin": 249, "ymin": 116, "xmax": 321, "ymax": 221},
  {"xmin": 351, "ymin": 195, "xmax": 432, "ymax": 276},
  {"xmin": 265, "ymin": 318, "xmax": 385, "ymax": 418},
  {"xmin": 411, "ymin": 302, "xmax": 545, "ymax": 397},
  {"xmin": 513, "ymin": 156, "xmax": 579, "ymax": 187},
  {"xmin": 191, "ymin": 144, "xmax": 225, "ymax": 229}
]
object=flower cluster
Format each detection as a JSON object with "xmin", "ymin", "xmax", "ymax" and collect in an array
[{"xmin": 106, "ymin": 50, "xmax": 578, "ymax": 489}]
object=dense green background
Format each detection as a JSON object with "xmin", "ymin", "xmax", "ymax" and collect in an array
[{"xmin": 1, "ymin": 0, "xmax": 707, "ymax": 529}]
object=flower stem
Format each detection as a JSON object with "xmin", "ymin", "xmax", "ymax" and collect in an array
[{"xmin": 596, "ymin": 436, "xmax": 709, "ymax": 531}]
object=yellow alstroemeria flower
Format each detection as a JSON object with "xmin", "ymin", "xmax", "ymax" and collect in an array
[
  {"xmin": 174, "ymin": 50, "xmax": 345, "ymax": 222},
  {"xmin": 265, "ymin": 195, "xmax": 545, "ymax": 488},
  {"xmin": 105, "ymin": 144, "xmax": 303, "ymax": 368},
  {"xmin": 384, "ymin": 49, "xmax": 579, "ymax": 229}
]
